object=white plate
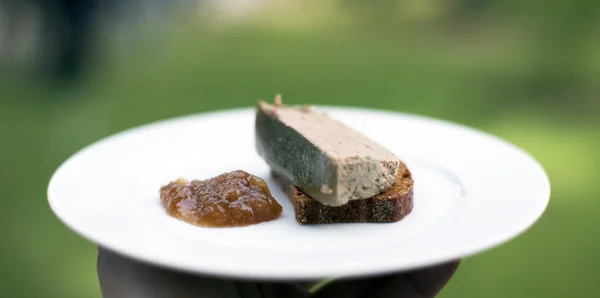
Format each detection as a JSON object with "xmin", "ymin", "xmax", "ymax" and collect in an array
[{"xmin": 48, "ymin": 107, "xmax": 550, "ymax": 280}]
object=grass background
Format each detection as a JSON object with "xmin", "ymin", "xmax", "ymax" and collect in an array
[{"xmin": 1, "ymin": 4, "xmax": 599, "ymax": 297}]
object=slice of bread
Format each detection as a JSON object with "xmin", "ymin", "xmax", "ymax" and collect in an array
[{"xmin": 272, "ymin": 162, "xmax": 414, "ymax": 224}]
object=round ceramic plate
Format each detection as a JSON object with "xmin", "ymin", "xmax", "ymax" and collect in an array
[{"xmin": 48, "ymin": 107, "xmax": 550, "ymax": 280}]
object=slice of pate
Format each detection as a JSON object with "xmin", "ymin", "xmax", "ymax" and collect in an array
[{"xmin": 255, "ymin": 96, "xmax": 400, "ymax": 206}]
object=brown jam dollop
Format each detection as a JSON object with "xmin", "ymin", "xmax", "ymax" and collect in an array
[{"xmin": 159, "ymin": 170, "xmax": 282, "ymax": 227}]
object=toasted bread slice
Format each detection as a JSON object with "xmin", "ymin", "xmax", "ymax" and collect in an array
[{"xmin": 272, "ymin": 162, "xmax": 414, "ymax": 225}]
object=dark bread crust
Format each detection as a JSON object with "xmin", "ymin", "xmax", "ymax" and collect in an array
[{"xmin": 272, "ymin": 162, "xmax": 414, "ymax": 224}]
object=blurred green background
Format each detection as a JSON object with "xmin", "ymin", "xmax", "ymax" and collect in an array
[{"xmin": 1, "ymin": 1, "xmax": 599, "ymax": 297}]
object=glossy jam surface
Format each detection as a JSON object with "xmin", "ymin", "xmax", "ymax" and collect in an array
[{"xmin": 159, "ymin": 170, "xmax": 282, "ymax": 227}]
